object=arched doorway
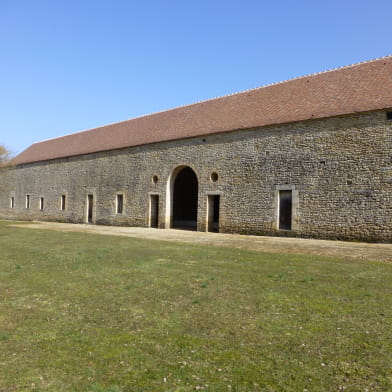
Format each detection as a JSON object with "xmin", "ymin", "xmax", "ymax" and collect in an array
[{"xmin": 171, "ymin": 166, "xmax": 198, "ymax": 230}]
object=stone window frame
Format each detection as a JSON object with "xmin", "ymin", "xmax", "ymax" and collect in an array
[
  {"xmin": 206, "ymin": 190, "xmax": 223, "ymax": 196},
  {"xmin": 115, "ymin": 192, "xmax": 125, "ymax": 215},
  {"xmin": 152, "ymin": 175, "xmax": 159, "ymax": 185},
  {"xmin": 25, "ymin": 194, "xmax": 31, "ymax": 209},
  {"xmin": 210, "ymin": 171, "xmax": 219, "ymax": 183},
  {"xmin": 60, "ymin": 193, "xmax": 67, "ymax": 212},
  {"xmin": 9, "ymin": 192, "xmax": 15, "ymax": 209},
  {"xmin": 273, "ymin": 184, "xmax": 299, "ymax": 231},
  {"xmin": 39, "ymin": 196, "xmax": 45, "ymax": 211}
]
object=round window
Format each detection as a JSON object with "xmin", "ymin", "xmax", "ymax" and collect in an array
[{"xmin": 210, "ymin": 172, "xmax": 218, "ymax": 182}]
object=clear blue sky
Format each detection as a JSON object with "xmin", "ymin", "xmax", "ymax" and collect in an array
[{"xmin": 1, "ymin": 0, "xmax": 391, "ymax": 155}]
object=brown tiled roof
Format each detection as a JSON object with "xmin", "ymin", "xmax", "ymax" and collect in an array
[{"xmin": 13, "ymin": 56, "xmax": 392, "ymax": 165}]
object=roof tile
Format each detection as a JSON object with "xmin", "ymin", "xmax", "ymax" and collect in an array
[{"xmin": 13, "ymin": 56, "xmax": 392, "ymax": 165}]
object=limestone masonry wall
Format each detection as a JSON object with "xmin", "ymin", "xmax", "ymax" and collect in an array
[{"xmin": 1, "ymin": 111, "xmax": 391, "ymax": 242}]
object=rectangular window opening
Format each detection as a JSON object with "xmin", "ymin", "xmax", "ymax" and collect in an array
[
  {"xmin": 26, "ymin": 195, "xmax": 30, "ymax": 209},
  {"xmin": 10, "ymin": 196, "xmax": 14, "ymax": 209},
  {"xmin": 87, "ymin": 194, "xmax": 94, "ymax": 223},
  {"xmin": 387, "ymin": 111, "xmax": 392, "ymax": 121},
  {"xmin": 61, "ymin": 194, "xmax": 66, "ymax": 211},
  {"xmin": 39, "ymin": 197, "xmax": 44, "ymax": 211},
  {"xmin": 279, "ymin": 190, "xmax": 292, "ymax": 230},
  {"xmin": 149, "ymin": 195, "xmax": 159, "ymax": 228},
  {"xmin": 207, "ymin": 195, "xmax": 220, "ymax": 232},
  {"xmin": 116, "ymin": 194, "xmax": 124, "ymax": 214}
]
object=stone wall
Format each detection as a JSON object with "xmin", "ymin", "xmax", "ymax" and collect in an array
[{"xmin": 1, "ymin": 110, "xmax": 391, "ymax": 242}]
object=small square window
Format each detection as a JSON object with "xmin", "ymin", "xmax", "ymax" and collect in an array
[
  {"xmin": 387, "ymin": 111, "xmax": 392, "ymax": 121},
  {"xmin": 116, "ymin": 194, "xmax": 124, "ymax": 214}
]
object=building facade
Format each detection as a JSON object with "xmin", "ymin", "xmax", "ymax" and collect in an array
[{"xmin": 1, "ymin": 57, "xmax": 392, "ymax": 241}]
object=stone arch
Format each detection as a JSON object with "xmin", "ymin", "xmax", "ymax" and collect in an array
[{"xmin": 165, "ymin": 165, "xmax": 198, "ymax": 230}]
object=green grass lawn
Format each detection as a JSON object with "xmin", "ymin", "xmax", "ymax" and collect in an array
[{"xmin": 0, "ymin": 221, "xmax": 391, "ymax": 392}]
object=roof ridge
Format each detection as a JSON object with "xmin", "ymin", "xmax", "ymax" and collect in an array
[
  {"xmin": 167, "ymin": 54, "xmax": 392, "ymax": 107},
  {"xmin": 30, "ymin": 54, "xmax": 392, "ymax": 146}
]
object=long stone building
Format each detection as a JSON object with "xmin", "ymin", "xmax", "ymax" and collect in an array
[{"xmin": 1, "ymin": 56, "xmax": 392, "ymax": 241}]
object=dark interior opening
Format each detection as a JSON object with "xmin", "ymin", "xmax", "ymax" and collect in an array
[
  {"xmin": 279, "ymin": 190, "xmax": 292, "ymax": 230},
  {"xmin": 387, "ymin": 111, "xmax": 392, "ymax": 120},
  {"xmin": 172, "ymin": 167, "xmax": 198, "ymax": 230},
  {"xmin": 150, "ymin": 195, "xmax": 159, "ymax": 228},
  {"xmin": 117, "ymin": 194, "xmax": 123, "ymax": 214},
  {"xmin": 87, "ymin": 194, "xmax": 93, "ymax": 223},
  {"xmin": 208, "ymin": 195, "xmax": 220, "ymax": 232}
]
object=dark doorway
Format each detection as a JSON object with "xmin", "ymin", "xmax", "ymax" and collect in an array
[
  {"xmin": 279, "ymin": 190, "xmax": 292, "ymax": 230},
  {"xmin": 150, "ymin": 195, "xmax": 159, "ymax": 228},
  {"xmin": 117, "ymin": 194, "xmax": 124, "ymax": 214},
  {"xmin": 207, "ymin": 195, "xmax": 220, "ymax": 232},
  {"xmin": 87, "ymin": 194, "xmax": 94, "ymax": 223},
  {"xmin": 172, "ymin": 167, "xmax": 198, "ymax": 230}
]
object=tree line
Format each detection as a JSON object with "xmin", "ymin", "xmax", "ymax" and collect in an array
[{"xmin": 0, "ymin": 145, "xmax": 11, "ymax": 167}]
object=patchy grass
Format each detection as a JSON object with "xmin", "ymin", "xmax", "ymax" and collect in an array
[{"xmin": 0, "ymin": 221, "xmax": 391, "ymax": 391}]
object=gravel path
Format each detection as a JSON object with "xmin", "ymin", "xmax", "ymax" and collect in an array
[{"xmin": 12, "ymin": 221, "xmax": 392, "ymax": 262}]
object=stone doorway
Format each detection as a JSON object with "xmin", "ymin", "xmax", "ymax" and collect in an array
[
  {"xmin": 207, "ymin": 194, "xmax": 220, "ymax": 232},
  {"xmin": 279, "ymin": 190, "xmax": 292, "ymax": 230},
  {"xmin": 149, "ymin": 194, "xmax": 159, "ymax": 228},
  {"xmin": 171, "ymin": 166, "xmax": 198, "ymax": 230}
]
